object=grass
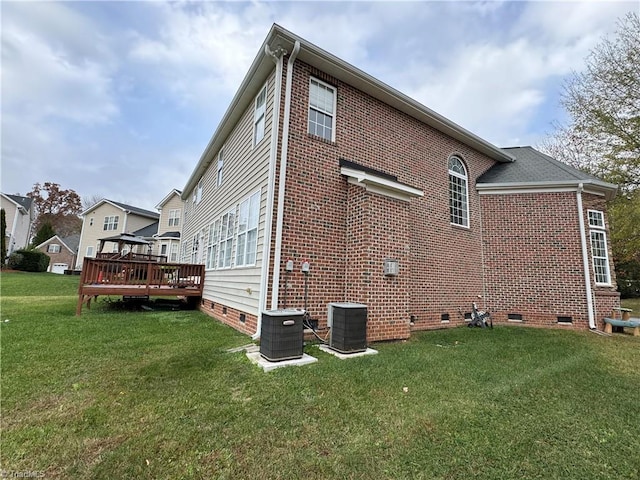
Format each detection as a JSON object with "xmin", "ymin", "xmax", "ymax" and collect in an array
[
  {"xmin": 2, "ymin": 272, "xmax": 640, "ymax": 479},
  {"xmin": 622, "ymin": 297, "xmax": 640, "ymax": 312}
]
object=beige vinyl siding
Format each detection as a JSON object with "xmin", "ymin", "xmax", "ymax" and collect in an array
[
  {"xmin": 76, "ymin": 203, "xmax": 157, "ymax": 267},
  {"xmin": 125, "ymin": 213, "xmax": 157, "ymax": 235},
  {"xmin": 77, "ymin": 203, "xmax": 125, "ymax": 267},
  {"xmin": 1, "ymin": 196, "xmax": 33, "ymax": 253},
  {"xmin": 157, "ymin": 193, "xmax": 183, "ymax": 235},
  {"xmin": 182, "ymin": 71, "xmax": 276, "ymax": 316}
]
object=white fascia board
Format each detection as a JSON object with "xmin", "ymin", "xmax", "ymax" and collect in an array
[
  {"xmin": 341, "ymin": 167, "xmax": 424, "ymax": 202},
  {"xmin": 477, "ymin": 180, "xmax": 616, "ymax": 200},
  {"xmin": 155, "ymin": 189, "xmax": 181, "ymax": 210}
]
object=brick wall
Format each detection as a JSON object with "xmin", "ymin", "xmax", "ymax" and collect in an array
[
  {"xmin": 273, "ymin": 60, "xmax": 497, "ymax": 340},
  {"xmin": 199, "ymin": 298, "xmax": 257, "ymax": 336},
  {"xmin": 481, "ymin": 191, "xmax": 619, "ymax": 329}
]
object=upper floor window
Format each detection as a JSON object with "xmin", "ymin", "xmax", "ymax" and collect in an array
[
  {"xmin": 103, "ymin": 215, "xmax": 119, "ymax": 231},
  {"xmin": 588, "ymin": 210, "xmax": 605, "ymax": 228},
  {"xmin": 47, "ymin": 244, "xmax": 61, "ymax": 253},
  {"xmin": 168, "ymin": 209, "xmax": 180, "ymax": 227},
  {"xmin": 236, "ymin": 191, "xmax": 260, "ymax": 267},
  {"xmin": 308, "ymin": 78, "xmax": 336, "ymax": 142},
  {"xmin": 217, "ymin": 150, "xmax": 224, "ymax": 187},
  {"xmin": 254, "ymin": 85, "xmax": 267, "ymax": 145},
  {"xmin": 588, "ymin": 209, "xmax": 611, "ymax": 285},
  {"xmin": 448, "ymin": 156, "xmax": 469, "ymax": 227}
]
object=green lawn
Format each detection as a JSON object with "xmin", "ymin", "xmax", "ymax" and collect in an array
[{"xmin": 2, "ymin": 272, "xmax": 639, "ymax": 479}]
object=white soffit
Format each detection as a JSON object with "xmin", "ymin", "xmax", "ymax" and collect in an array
[{"xmin": 341, "ymin": 167, "xmax": 424, "ymax": 202}]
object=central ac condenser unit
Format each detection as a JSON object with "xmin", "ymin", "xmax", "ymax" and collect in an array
[
  {"xmin": 327, "ymin": 303, "xmax": 367, "ymax": 354},
  {"xmin": 260, "ymin": 309, "xmax": 305, "ymax": 362}
]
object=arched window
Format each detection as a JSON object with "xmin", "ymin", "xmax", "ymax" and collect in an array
[{"xmin": 448, "ymin": 156, "xmax": 469, "ymax": 227}]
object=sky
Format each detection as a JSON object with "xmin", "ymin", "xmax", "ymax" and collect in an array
[{"xmin": 2, "ymin": 0, "xmax": 637, "ymax": 212}]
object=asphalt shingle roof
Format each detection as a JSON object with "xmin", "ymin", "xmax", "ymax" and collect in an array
[
  {"xmin": 6, "ymin": 194, "xmax": 33, "ymax": 211},
  {"xmin": 133, "ymin": 221, "xmax": 160, "ymax": 237},
  {"xmin": 477, "ymin": 146, "xmax": 612, "ymax": 186},
  {"xmin": 60, "ymin": 234, "xmax": 80, "ymax": 253},
  {"xmin": 106, "ymin": 200, "xmax": 159, "ymax": 219}
]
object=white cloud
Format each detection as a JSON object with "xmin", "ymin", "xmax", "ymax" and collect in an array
[{"xmin": 2, "ymin": 2, "xmax": 118, "ymax": 124}]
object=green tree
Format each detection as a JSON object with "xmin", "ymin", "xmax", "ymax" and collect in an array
[
  {"xmin": 31, "ymin": 222, "xmax": 56, "ymax": 248},
  {"xmin": 27, "ymin": 182, "xmax": 82, "ymax": 238},
  {"xmin": 541, "ymin": 12, "xmax": 640, "ymax": 294},
  {"xmin": 1, "ymin": 208, "xmax": 7, "ymax": 265}
]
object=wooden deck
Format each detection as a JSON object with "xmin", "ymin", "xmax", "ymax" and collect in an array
[{"xmin": 76, "ymin": 257, "xmax": 205, "ymax": 315}]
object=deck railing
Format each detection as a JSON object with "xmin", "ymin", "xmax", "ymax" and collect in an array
[
  {"xmin": 95, "ymin": 252, "xmax": 168, "ymax": 262},
  {"xmin": 79, "ymin": 257, "xmax": 205, "ymax": 289}
]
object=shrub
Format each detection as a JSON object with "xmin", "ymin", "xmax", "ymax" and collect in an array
[{"xmin": 7, "ymin": 250, "xmax": 50, "ymax": 272}]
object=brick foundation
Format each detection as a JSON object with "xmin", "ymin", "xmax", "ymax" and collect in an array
[{"xmin": 199, "ymin": 299, "xmax": 257, "ymax": 336}]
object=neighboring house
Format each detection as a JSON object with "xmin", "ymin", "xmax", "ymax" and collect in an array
[
  {"xmin": 179, "ymin": 25, "xmax": 620, "ymax": 341},
  {"xmin": 1, "ymin": 193, "xmax": 35, "ymax": 256},
  {"xmin": 152, "ymin": 189, "xmax": 183, "ymax": 262},
  {"xmin": 76, "ymin": 200, "xmax": 160, "ymax": 268},
  {"xmin": 36, "ymin": 234, "xmax": 80, "ymax": 274}
]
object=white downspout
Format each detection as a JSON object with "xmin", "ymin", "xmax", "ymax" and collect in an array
[
  {"xmin": 577, "ymin": 183, "xmax": 596, "ymax": 329},
  {"xmin": 254, "ymin": 44, "xmax": 286, "ymax": 340},
  {"xmin": 9, "ymin": 208, "xmax": 19, "ymax": 254},
  {"xmin": 271, "ymin": 40, "xmax": 300, "ymax": 311}
]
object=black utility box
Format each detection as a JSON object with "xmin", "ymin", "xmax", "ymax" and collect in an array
[
  {"xmin": 328, "ymin": 303, "xmax": 368, "ymax": 354},
  {"xmin": 260, "ymin": 309, "xmax": 305, "ymax": 362}
]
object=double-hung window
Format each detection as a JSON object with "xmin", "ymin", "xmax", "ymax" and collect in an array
[
  {"xmin": 588, "ymin": 210, "xmax": 611, "ymax": 285},
  {"xmin": 103, "ymin": 215, "xmax": 119, "ymax": 231},
  {"xmin": 218, "ymin": 209, "xmax": 235, "ymax": 268},
  {"xmin": 254, "ymin": 85, "xmax": 267, "ymax": 145},
  {"xmin": 448, "ymin": 156, "xmax": 469, "ymax": 227},
  {"xmin": 216, "ymin": 151, "xmax": 224, "ymax": 187},
  {"xmin": 308, "ymin": 78, "xmax": 336, "ymax": 141},
  {"xmin": 206, "ymin": 220, "xmax": 220, "ymax": 270},
  {"xmin": 236, "ymin": 191, "xmax": 260, "ymax": 266},
  {"xmin": 191, "ymin": 232, "xmax": 200, "ymax": 264},
  {"xmin": 168, "ymin": 209, "xmax": 180, "ymax": 227},
  {"xmin": 47, "ymin": 244, "xmax": 61, "ymax": 253}
]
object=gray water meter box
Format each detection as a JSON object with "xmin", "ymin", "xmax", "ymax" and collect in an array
[
  {"xmin": 260, "ymin": 309, "xmax": 305, "ymax": 362},
  {"xmin": 328, "ymin": 303, "xmax": 368, "ymax": 354}
]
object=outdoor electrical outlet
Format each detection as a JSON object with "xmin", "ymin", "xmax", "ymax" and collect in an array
[{"xmin": 301, "ymin": 261, "xmax": 310, "ymax": 273}]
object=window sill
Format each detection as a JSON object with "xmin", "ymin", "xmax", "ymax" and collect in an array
[
  {"xmin": 450, "ymin": 223, "xmax": 470, "ymax": 231},
  {"xmin": 307, "ymin": 133, "xmax": 336, "ymax": 145}
]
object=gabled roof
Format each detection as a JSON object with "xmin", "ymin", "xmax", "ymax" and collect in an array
[
  {"xmin": 2, "ymin": 193, "xmax": 33, "ymax": 212},
  {"xmin": 155, "ymin": 189, "xmax": 183, "ymax": 210},
  {"xmin": 35, "ymin": 233, "xmax": 80, "ymax": 254},
  {"xmin": 82, "ymin": 199, "xmax": 159, "ymax": 219},
  {"xmin": 133, "ymin": 221, "xmax": 159, "ymax": 238},
  {"xmin": 183, "ymin": 24, "xmax": 514, "ymax": 197},
  {"xmin": 476, "ymin": 146, "xmax": 618, "ymax": 200}
]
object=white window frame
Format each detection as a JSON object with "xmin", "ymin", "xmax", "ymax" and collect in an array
[
  {"xmin": 308, "ymin": 77, "xmax": 336, "ymax": 142},
  {"xmin": 236, "ymin": 191, "xmax": 260, "ymax": 267},
  {"xmin": 218, "ymin": 208, "xmax": 235, "ymax": 269},
  {"xmin": 47, "ymin": 244, "xmax": 61, "ymax": 253},
  {"xmin": 191, "ymin": 232, "xmax": 200, "ymax": 264},
  {"xmin": 588, "ymin": 209, "xmax": 611, "ymax": 286},
  {"xmin": 170, "ymin": 243, "xmax": 178, "ymax": 263},
  {"xmin": 160, "ymin": 243, "xmax": 168, "ymax": 257},
  {"xmin": 86, "ymin": 245, "xmax": 94, "ymax": 258},
  {"xmin": 206, "ymin": 220, "xmax": 220, "ymax": 270},
  {"xmin": 253, "ymin": 84, "xmax": 267, "ymax": 146},
  {"xmin": 168, "ymin": 209, "xmax": 180, "ymax": 227},
  {"xmin": 216, "ymin": 150, "xmax": 224, "ymax": 187},
  {"xmin": 448, "ymin": 156, "xmax": 469, "ymax": 228},
  {"xmin": 103, "ymin": 215, "xmax": 119, "ymax": 231},
  {"xmin": 587, "ymin": 210, "xmax": 605, "ymax": 229}
]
